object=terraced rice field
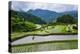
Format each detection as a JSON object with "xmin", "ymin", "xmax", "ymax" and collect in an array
[{"xmin": 11, "ymin": 40, "xmax": 78, "ymax": 53}]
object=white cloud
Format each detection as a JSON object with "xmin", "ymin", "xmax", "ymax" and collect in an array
[{"xmin": 11, "ymin": 1, "xmax": 78, "ymax": 12}]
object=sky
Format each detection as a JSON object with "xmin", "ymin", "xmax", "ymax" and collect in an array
[{"xmin": 11, "ymin": 1, "xmax": 78, "ymax": 13}]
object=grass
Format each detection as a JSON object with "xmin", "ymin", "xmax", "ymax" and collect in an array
[
  {"xmin": 10, "ymin": 24, "xmax": 78, "ymax": 53},
  {"xmin": 11, "ymin": 40, "xmax": 78, "ymax": 53},
  {"xmin": 47, "ymin": 25, "xmax": 67, "ymax": 33},
  {"xmin": 10, "ymin": 24, "xmax": 78, "ymax": 41}
]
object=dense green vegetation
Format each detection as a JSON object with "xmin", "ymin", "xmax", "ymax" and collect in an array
[
  {"xmin": 11, "ymin": 24, "xmax": 77, "ymax": 41},
  {"xmin": 10, "ymin": 10, "xmax": 46, "ymax": 33},
  {"xmin": 10, "ymin": 9, "xmax": 78, "ymax": 53},
  {"xmin": 56, "ymin": 14, "xmax": 77, "ymax": 24},
  {"xmin": 10, "ymin": 10, "xmax": 78, "ymax": 41},
  {"xmin": 9, "ymin": 2, "xmax": 78, "ymax": 53}
]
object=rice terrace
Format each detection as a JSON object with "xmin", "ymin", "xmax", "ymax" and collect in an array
[{"xmin": 9, "ymin": 1, "xmax": 78, "ymax": 53}]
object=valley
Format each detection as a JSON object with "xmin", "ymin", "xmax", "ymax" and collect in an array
[{"xmin": 9, "ymin": 6, "xmax": 78, "ymax": 52}]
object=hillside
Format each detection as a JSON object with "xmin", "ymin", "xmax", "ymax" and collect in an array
[
  {"xmin": 27, "ymin": 9, "xmax": 61, "ymax": 23},
  {"xmin": 10, "ymin": 10, "xmax": 46, "ymax": 24},
  {"xmin": 10, "ymin": 10, "xmax": 46, "ymax": 32},
  {"xmin": 27, "ymin": 9, "xmax": 78, "ymax": 23}
]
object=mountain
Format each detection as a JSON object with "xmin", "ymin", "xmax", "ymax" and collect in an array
[
  {"xmin": 27, "ymin": 9, "xmax": 78, "ymax": 23},
  {"xmin": 61, "ymin": 11, "xmax": 78, "ymax": 18},
  {"xmin": 11, "ymin": 10, "xmax": 46, "ymax": 24},
  {"xmin": 27, "ymin": 9, "xmax": 61, "ymax": 23}
]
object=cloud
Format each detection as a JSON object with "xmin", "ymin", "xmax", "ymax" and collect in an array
[{"xmin": 11, "ymin": 1, "xmax": 78, "ymax": 12}]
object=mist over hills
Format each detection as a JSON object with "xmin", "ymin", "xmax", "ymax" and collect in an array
[
  {"xmin": 11, "ymin": 8, "xmax": 78, "ymax": 24},
  {"xmin": 27, "ymin": 9, "xmax": 60, "ymax": 23},
  {"xmin": 27, "ymin": 9, "xmax": 78, "ymax": 23},
  {"xmin": 61, "ymin": 11, "xmax": 78, "ymax": 18}
]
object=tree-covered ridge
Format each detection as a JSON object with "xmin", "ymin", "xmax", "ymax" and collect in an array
[
  {"xmin": 27, "ymin": 9, "xmax": 78, "ymax": 23},
  {"xmin": 10, "ymin": 10, "xmax": 78, "ymax": 34},
  {"xmin": 11, "ymin": 10, "xmax": 46, "ymax": 24},
  {"xmin": 56, "ymin": 14, "xmax": 77, "ymax": 24},
  {"xmin": 10, "ymin": 10, "xmax": 46, "ymax": 32},
  {"xmin": 10, "ymin": 10, "xmax": 78, "ymax": 41}
]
